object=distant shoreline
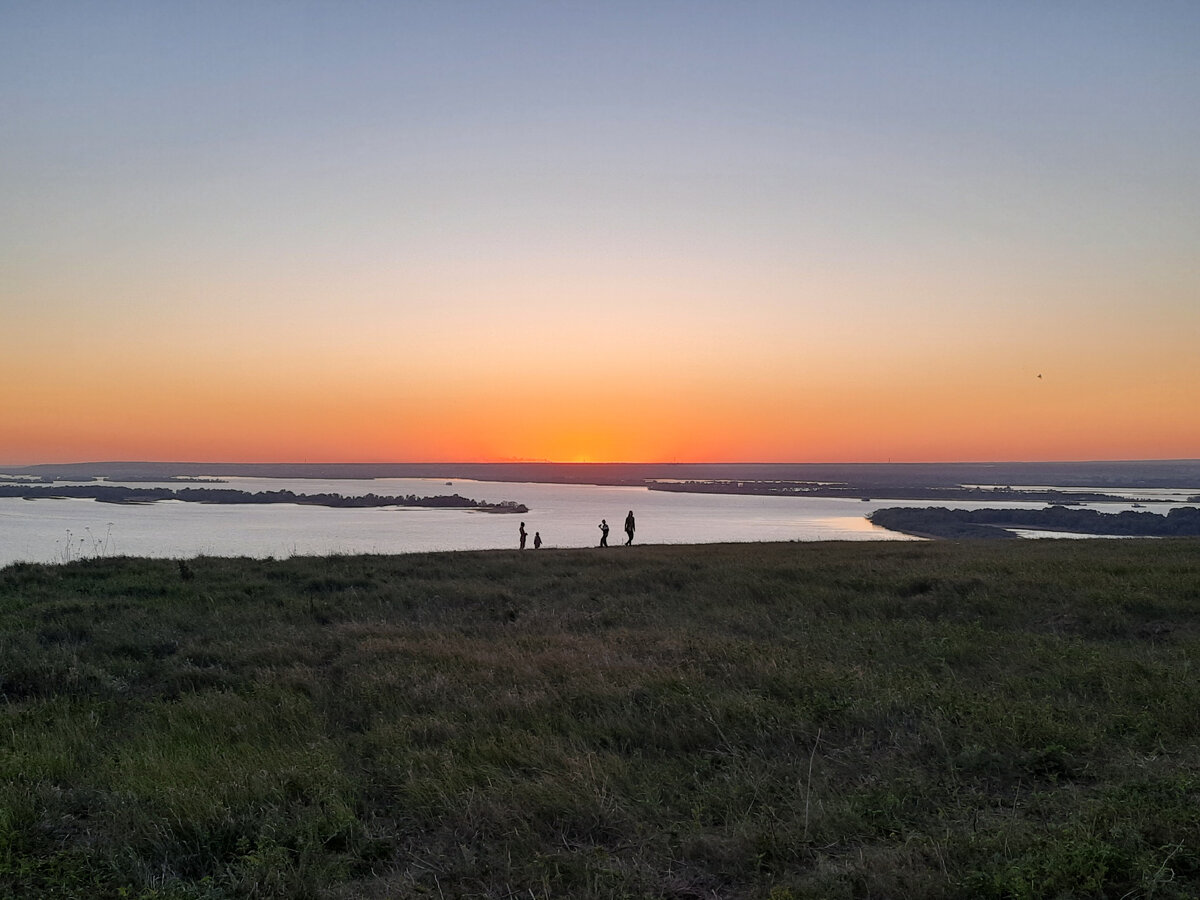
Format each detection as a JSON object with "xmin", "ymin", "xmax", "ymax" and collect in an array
[
  {"xmin": 6, "ymin": 459, "xmax": 1200, "ymax": 491},
  {"xmin": 0, "ymin": 484, "xmax": 528, "ymax": 514},
  {"xmin": 869, "ymin": 505, "xmax": 1200, "ymax": 540},
  {"xmin": 644, "ymin": 480, "xmax": 1189, "ymax": 505}
]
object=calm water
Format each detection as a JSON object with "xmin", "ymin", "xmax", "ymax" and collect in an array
[{"xmin": 0, "ymin": 476, "xmax": 1184, "ymax": 567}]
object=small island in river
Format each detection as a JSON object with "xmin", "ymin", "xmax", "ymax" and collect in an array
[
  {"xmin": 869, "ymin": 505, "xmax": 1200, "ymax": 539},
  {"xmin": 646, "ymin": 479, "xmax": 1144, "ymax": 505},
  {"xmin": 0, "ymin": 484, "xmax": 528, "ymax": 513}
]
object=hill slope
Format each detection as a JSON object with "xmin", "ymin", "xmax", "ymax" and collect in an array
[{"xmin": 3, "ymin": 540, "xmax": 1199, "ymax": 898}]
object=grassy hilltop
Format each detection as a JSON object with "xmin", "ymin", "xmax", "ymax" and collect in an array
[{"xmin": 2, "ymin": 540, "xmax": 1199, "ymax": 899}]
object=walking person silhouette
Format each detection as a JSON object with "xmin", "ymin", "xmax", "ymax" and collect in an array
[
  {"xmin": 624, "ymin": 510, "xmax": 635, "ymax": 545},
  {"xmin": 598, "ymin": 519, "xmax": 609, "ymax": 547}
]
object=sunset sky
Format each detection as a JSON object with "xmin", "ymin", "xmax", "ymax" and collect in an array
[{"xmin": 3, "ymin": 2, "xmax": 1198, "ymax": 464}]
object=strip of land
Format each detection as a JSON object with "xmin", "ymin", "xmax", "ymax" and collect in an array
[
  {"xmin": 0, "ymin": 484, "xmax": 527, "ymax": 513},
  {"xmin": 647, "ymin": 479, "xmax": 1155, "ymax": 504},
  {"xmin": 3, "ymin": 540, "xmax": 1198, "ymax": 898},
  {"xmin": 7, "ymin": 458, "xmax": 1200, "ymax": 491},
  {"xmin": 870, "ymin": 505, "xmax": 1200, "ymax": 539}
]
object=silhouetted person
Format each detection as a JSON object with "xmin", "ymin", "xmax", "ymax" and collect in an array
[
  {"xmin": 599, "ymin": 519, "xmax": 609, "ymax": 547},
  {"xmin": 519, "ymin": 521, "xmax": 527, "ymax": 550},
  {"xmin": 624, "ymin": 510, "xmax": 635, "ymax": 545},
  {"xmin": 533, "ymin": 531, "xmax": 542, "ymax": 549}
]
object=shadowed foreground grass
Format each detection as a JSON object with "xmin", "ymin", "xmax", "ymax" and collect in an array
[{"xmin": 2, "ymin": 539, "xmax": 1199, "ymax": 898}]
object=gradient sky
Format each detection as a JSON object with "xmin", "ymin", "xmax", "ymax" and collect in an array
[{"xmin": 3, "ymin": 1, "xmax": 1198, "ymax": 464}]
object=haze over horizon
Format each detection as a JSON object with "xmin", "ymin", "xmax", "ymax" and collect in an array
[{"xmin": 4, "ymin": 3, "xmax": 1198, "ymax": 466}]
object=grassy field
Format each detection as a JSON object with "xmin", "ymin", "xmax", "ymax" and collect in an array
[{"xmin": 2, "ymin": 539, "xmax": 1199, "ymax": 899}]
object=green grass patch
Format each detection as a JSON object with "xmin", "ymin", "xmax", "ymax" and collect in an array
[{"xmin": 2, "ymin": 540, "xmax": 1199, "ymax": 897}]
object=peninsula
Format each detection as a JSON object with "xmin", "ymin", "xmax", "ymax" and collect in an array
[
  {"xmin": 870, "ymin": 504, "xmax": 1200, "ymax": 539},
  {"xmin": 0, "ymin": 484, "xmax": 527, "ymax": 513}
]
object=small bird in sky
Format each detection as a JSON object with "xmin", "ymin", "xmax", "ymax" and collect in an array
[{"xmin": 1037, "ymin": 374, "xmax": 1042, "ymax": 379}]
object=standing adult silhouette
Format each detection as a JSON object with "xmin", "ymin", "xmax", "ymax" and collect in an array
[
  {"xmin": 624, "ymin": 510, "xmax": 636, "ymax": 545},
  {"xmin": 519, "ymin": 522, "xmax": 527, "ymax": 550}
]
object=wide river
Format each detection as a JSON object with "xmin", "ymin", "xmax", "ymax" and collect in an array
[{"xmin": 1, "ymin": 476, "xmax": 1191, "ymax": 568}]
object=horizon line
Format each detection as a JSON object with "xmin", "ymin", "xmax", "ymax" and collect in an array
[{"xmin": 7, "ymin": 457, "xmax": 1200, "ymax": 469}]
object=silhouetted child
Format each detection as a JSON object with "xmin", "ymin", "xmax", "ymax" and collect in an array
[
  {"xmin": 519, "ymin": 522, "xmax": 527, "ymax": 550},
  {"xmin": 599, "ymin": 519, "xmax": 609, "ymax": 547},
  {"xmin": 624, "ymin": 510, "xmax": 635, "ymax": 545},
  {"xmin": 533, "ymin": 531, "xmax": 542, "ymax": 549}
]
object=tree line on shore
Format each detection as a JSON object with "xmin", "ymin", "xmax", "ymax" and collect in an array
[
  {"xmin": 871, "ymin": 504, "xmax": 1200, "ymax": 539},
  {"xmin": 0, "ymin": 484, "xmax": 527, "ymax": 512}
]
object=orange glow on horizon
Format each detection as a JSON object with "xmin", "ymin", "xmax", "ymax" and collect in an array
[
  {"xmin": 4, "ymin": 292, "xmax": 1198, "ymax": 467},
  {"xmin": 5, "ymin": 361, "xmax": 1198, "ymax": 467}
]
